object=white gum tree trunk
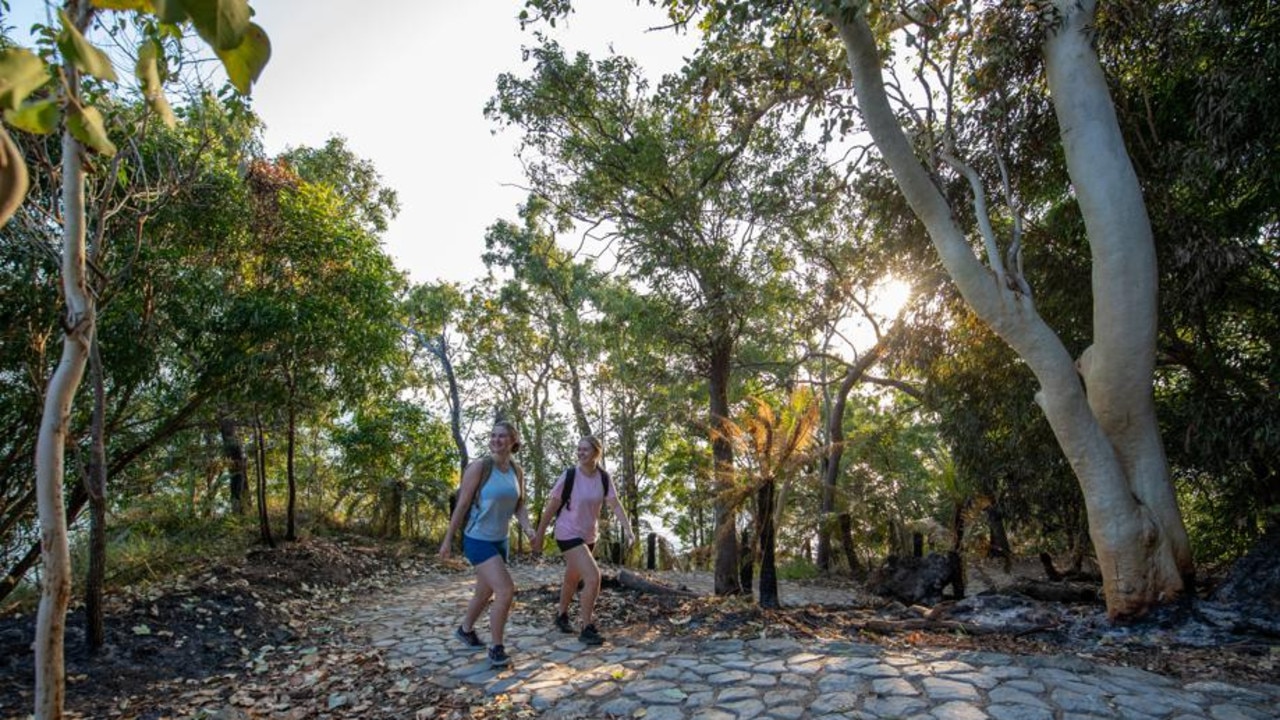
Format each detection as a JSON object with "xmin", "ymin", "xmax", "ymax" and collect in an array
[
  {"xmin": 34, "ymin": 129, "xmax": 93, "ymax": 718},
  {"xmin": 831, "ymin": 0, "xmax": 1192, "ymax": 619}
]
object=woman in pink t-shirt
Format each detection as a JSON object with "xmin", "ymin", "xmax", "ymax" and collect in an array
[{"xmin": 531, "ymin": 435, "xmax": 634, "ymax": 645}]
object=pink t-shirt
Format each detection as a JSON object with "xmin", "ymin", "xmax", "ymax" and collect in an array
[{"xmin": 550, "ymin": 467, "xmax": 613, "ymax": 544}]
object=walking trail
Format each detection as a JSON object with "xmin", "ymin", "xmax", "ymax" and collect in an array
[{"xmin": 349, "ymin": 563, "xmax": 1280, "ymax": 720}]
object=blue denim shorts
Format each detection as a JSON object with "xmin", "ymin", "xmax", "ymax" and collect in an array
[{"xmin": 463, "ymin": 535, "xmax": 509, "ymax": 566}]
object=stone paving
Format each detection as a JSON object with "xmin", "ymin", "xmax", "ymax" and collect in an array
[{"xmin": 350, "ymin": 564, "xmax": 1280, "ymax": 719}]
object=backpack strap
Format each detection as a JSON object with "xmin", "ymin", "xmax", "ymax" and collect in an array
[
  {"xmin": 559, "ymin": 467, "xmax": 576, "ymax": 514},
  {"xmin": 471, "ymin": 456, "xmax": 495, "ymax": 510},
  {"xmin": 560, "ymin": 466, "xmax": 611, "ymax": 514}
]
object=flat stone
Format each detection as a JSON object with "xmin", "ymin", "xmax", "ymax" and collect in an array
[
  {"xmin": 923, "ymin": 677, "xmax": 982, "ymax": 702},
  {"xmin": 932, "ymin": 700, "xmax": 990, "ymax": 720},
  {"xmin": 809, "ymin": 691, "xmax": 861, "ymax": 714},
  {"xmin": 862, "ymin": 695, "xmax": 928, "ymax": 717},
  {"xmin": 718, "ymin": 685, "xmax": 760, "ymax": 702},
  {"xmin": 1208, "ymin": 705, "xmax": 1273, "ymax": 720},
  {"xmin": 989, "ymin": 686, "xmax": 1050, "ymax": 708},
  {"xmin": 872, "ymin": 677, "xmax": 920, "ymax": 696},
  {"xmin": 989, "ymin": 704, "xmax": 1055, "ymax": 720},
  {"xmin": 1049, "ymin": 688, "xmax": 1114, "ymax": 715},
  {"xmin": 636, "ymin": 687, "xmax": 689, "ymax": 705},
  {"xmin": 719, "ymin": 698, "xmax": 766, "ymax": 719}
]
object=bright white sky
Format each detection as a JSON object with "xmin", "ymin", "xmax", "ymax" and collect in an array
[
  {"xmin": 5, "ymin": 0, "xmax": 697, "ymax": 284},
  {"xmin": 245, "ymin": 1, "xmax": 698, "ymax": 285}
]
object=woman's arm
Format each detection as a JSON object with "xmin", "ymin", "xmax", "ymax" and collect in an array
[
  {"xmin": 531, "ymin": 476, "xmax": 565, "ymax": 554},
  {"xmin": 606, "ymin": 493, "xmax": 635, "ymax": 545},
  {"xmin": 438, "ymin": 460, "xmax": 483, "ymax": 557}
]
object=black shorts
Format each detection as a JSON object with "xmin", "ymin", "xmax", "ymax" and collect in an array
[{"xmin": 555, "ymin": 538, "xmax": 596, "ymax": 554}]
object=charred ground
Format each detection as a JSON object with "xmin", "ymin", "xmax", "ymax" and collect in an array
[{"xmin": 0, "ymin": 537, "xmax": 1276, "ymax": 719}]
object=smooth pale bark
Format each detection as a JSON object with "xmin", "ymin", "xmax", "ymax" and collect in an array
[
  {"xmin": 831, "ymin": 1, "xmax": 1190, "ymax": 619},
  {"xmin": 35, "ymin": 129, "xmax": 93, "ymax": 719}
]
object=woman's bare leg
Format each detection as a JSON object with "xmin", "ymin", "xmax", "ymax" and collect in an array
[
  {"xmin": 562, "ymin": 545, "xmax": 601, "ymax": 627},
  {"xmin": 475, "ymin": 555, "xmax": 515, "ymax": 646}
]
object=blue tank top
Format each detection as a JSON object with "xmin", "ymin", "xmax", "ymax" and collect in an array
[{"xmin": 464, "ymin": 463, "xmax": 519, "ymax": 541}]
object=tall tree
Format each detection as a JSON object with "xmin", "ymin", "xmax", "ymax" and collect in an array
[
  {"xmin": 488, "ymin": 41, "xmax": 842, "ymax": 594},
  {"xmin": 0, "ymin": 1, "xmax": 269, "ymax": 713},
  {"xmin": 821, "ymin": 0, "xmax": 1192, "ymax": 618},
  {"xmin": 729, "ymin": 389, "xmax": 820, "ymax": 607}
]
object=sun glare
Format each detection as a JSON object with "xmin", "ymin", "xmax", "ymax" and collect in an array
[
  {"xmin": 873, "ymin": 275, "xmax": 913, "ymax": 319},
  {"xmin": 831, "ymin": 275, "xmax": 914, "ymax": 351}
]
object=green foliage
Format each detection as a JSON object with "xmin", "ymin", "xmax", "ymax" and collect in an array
[
  {"xmin": 0, "ymin": 48, "xmax": 48, "ymax": 110},
  {"xmin": 97, "ymin": 501, "xmax": 257, "ymax": 584},
  {"xmin": 333, "ymin": 399, "xmax": 458, "ymax": 539},
  {"xmin": 776, "ymin": 557, "xmax": 819, "ymax": 580}
]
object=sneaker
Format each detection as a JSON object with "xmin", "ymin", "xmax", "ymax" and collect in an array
[
  {"xmin": 455, "ymin": 625, "xmax": 483, "ymax": 648},
  {"xmin": 488, "ymin": 644, "xmax": 512, "ymax": 668},
  {"xmin": 578, "ymin": 623, "xmax": 604, "ymax": 646},
  {"xmin": 554, "ymin": 612, "xmax": 574, "ymax": 634}
]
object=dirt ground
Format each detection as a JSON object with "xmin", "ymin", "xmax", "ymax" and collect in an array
[{"xmin": 0, "ymin": 537, "xmax": 1276, "ymax": 719}]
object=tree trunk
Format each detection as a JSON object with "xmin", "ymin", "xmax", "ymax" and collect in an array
[
  {"xmin": 382, "ymin": 481, "xmax": 403, "ymax": 539},
  {"xmin": 566, "ymin": 357, "xmax": 592, "ymax": 438},
  {"xmin": 757, "ymin": 478, "xmax": 779, "ymax": 608},
  {"xmin": 709, "ymin": 341, "xmax": 741, "ymax": 595},
  {"xmin": 34, "ymin": 122, "xmax": 94, "ymax": 720},
  {"xmin": 85, "ymin": 336, "xmax": 107, "ymax": 652},
  {"xmin": 617, "ymin": 403, "xmax": 640, "ymax": 547},
  {"xmin": 219, "ymin": 415, "xmax": 248, "ymax": 514},
  {"xmin": 285, "ymin": 398, "xmax": 297, "ymax": 541},
  {"xmin": 434, "ymin": 334, "xmax": 469, "ymax": 478},
  {"xmin": 818, "ymin": 339, "xmax": 888, "ymax": 574},
  {"xmin": 838, "ymin": 512, "xmax": 861, "ymax": 577},
  {"xmin": 738, "ymin": 527, "xmax": 753, "ymax": 599},
  {"xmin": 986, "ymin": 502, "xmax": 1011, "ymax": 560},
  {"xmin": 254, "ymin": 414, "xmax": 274, "ymax": 548},
  {"xmin": 831, "ymin": 2, "xmax": 1191, "ymax": 619}
]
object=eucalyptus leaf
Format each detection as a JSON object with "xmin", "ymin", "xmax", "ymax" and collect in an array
[
  {"xmin": 67, "ymin": 104, "xmax": 117, "ymax": 157},
  {"xmin": 184, "ymin": 0, "xmax": 251, "ymax": 51},
  {"xmin": 4, "ymin": 100, "xmax": 60, "ymax": 135},
  {"xmin": 135, "ymin": 41, "xmax": 176, "ymax": 128},
  {"xmin": 57, "ymin": 10, "xmax": 120, "ymax": 83},
  {"xmin": 0, "ymin": 125, "xmax": 29, "ymax": 228},
  {"xmin": 0, "ymin": 49, "xmax": 51, "ymax": 112},
  {"xmin": 90, "ymin": 0, "xmax": 153, "ymax": 10},
  {"xmin": 151, "ymin": 0, "xmax": 188, "ymax": 25},
  {"xmin": 215, "ymin": 23, "xmax": 270, "ymax": 94}
]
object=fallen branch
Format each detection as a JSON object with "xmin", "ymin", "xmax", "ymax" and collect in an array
[{"xmin": 608, "ymin": 569, "xmax": 700, "ymax": 597}]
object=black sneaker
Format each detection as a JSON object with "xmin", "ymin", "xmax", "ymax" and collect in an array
[
  {"xmin": 455, "ymin": 625, "xmax": 483, "ymax": 648},
  {"xmin": 488, "ymin": 644, "xmax": 512, "ymax": 668},
  {"xmin": 578, "ymin": 623, "xmax": 604, "ymax": 646},
  {"xmin": 554, "ymin": 612, "xmax": 574, "ymax": 634}
]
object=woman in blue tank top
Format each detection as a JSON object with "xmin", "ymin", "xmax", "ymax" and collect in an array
[{"xmin": 438, "ymin": 420, "xmax": 533, "ymax": 669}]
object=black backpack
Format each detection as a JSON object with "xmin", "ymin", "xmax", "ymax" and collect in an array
[{"xmin": 558, "ymin": 466, "xmax": 610, "ymax": 515}]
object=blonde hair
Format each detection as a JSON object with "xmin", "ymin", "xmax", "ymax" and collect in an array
[
  {"xmin": 581, "ymin": 435, "xmax": 603, "ymax": 462},
  {"xmin": 495, "ymin": 420, "xmax": 521, "ymax": 453}
]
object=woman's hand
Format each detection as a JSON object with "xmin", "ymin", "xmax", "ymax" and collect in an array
[{"xmin": 438, "ymin": 538, "xmax": 452, "ymax": 560}]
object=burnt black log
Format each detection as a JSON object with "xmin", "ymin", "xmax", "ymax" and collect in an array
[{"xmin": 867, "ymin": 551, "xmax": 963, "ymax": 606}]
